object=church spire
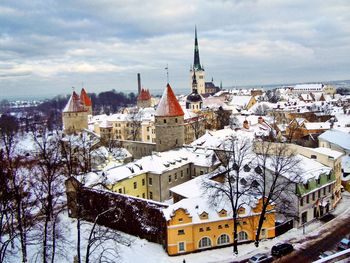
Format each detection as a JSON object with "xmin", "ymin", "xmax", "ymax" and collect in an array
[
  {"xmin": 193, "ymin": 26, "xmax": 202, "ymax": 70},
  {"xmin": 192, "ymin": 69, "xmax": 198, "ymax": 93}
]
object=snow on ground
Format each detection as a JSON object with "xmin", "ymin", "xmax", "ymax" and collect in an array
[{"xmin": 7, "ymin": 194, "xmax": 350, "ymax": 263}]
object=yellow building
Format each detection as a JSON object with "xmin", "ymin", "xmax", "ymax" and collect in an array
[{"xmin": 163, "ymin": 196, "xmax": 275, "ymax": 255}]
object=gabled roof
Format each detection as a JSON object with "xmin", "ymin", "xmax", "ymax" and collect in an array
[
  {"xmin": 155, "ymin": 84, "xmax": 184, "ymax": 117},
  {"xmin": 138, "ymin": 88, "xmax": 151, "ymax": 101},
  {"xmin": 63, "ymin": 91, "xmax": 86, "ymax": 113},
  {"xmin": 80, "ymin": 88, "xmax": 92, "ymax": 107}
]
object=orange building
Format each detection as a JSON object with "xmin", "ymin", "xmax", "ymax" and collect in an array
[{"xmin": 163, "ymin": 176, "xmax": 275, "ymax": 255}]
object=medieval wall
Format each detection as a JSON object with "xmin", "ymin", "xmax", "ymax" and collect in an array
[{"xmin": 65, "ymin": 177, "xmax": 168, "ymax": 245}]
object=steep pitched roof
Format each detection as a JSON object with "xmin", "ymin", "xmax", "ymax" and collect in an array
[
  {"xmin": 155, "ymin": 84, "xmax": 184, "ymax": 117},
  {"xmin": 137, "ymin": 88, "xmax": 151, "ymax": 101},
  {"xmin": 63, "ymin": 91, "xmax": 86, "ymax": 113},
  {"xmin": 80, "ymin": 88, "xmax": 92, "ymax": 107}
]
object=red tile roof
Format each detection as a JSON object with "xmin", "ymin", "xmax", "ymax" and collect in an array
[
  {"xmin": 138, "ymin": 88, "xmax": 151, "ymax": 101},
  {"xmin": 80, "ymin": 88, "xmax": 92, "ymax": 107},
  {"xmin": 155, "ymin": 84, "xmax": 184, "ymax": 117},
  {"xmin": 63, "ymin": 91, "xmax": 86, "ymax": 113}
]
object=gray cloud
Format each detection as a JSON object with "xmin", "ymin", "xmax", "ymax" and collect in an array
[{"xmin": 0, "ymin": 0, "xmax": 349, "ymax": 99}]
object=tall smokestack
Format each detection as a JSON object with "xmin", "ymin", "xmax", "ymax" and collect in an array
[{"xmin": 137, "ymin": 73, "xmax": 141, "ymax": 95}]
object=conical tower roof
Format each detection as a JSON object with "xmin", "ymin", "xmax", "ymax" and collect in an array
[
  {"xmin": 155, "ymin": 84, "xmax": 184, "ymax": 117},
  {"xmin": 63, "ymin": 91, "xmax": 86, "ymax": 113},
  {"xmin": 80, "ymin": 88, "xmax": 92, "ymax": 107}
]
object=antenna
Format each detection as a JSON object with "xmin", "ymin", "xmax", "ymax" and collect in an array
[{"xmin": 165, "ymin": 64, "xmax": 169, "ymax": 84}]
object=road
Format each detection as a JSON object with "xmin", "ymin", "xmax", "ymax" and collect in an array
[{"xmin": 277, "ymin": 203, "xmax": 350, "ymax": 262}]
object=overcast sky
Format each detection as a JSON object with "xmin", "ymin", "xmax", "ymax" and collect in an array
[{"xmin": 1, "ymin": 0, "xmax": 350, "ymax": 99}]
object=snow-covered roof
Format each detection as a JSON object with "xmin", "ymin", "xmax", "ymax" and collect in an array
[
  {"xmin": 341, "ymin": 155, "xmax": 350, "ymax": 175},
  {"xmin": 103, "ymin": 147, "xmax": 216, "ymax": 185},
  {"xmin": 304, "ymin": 122, "xmax": 330, "ymax": 130},
  {"xmin": 319, "ymin": 130, "xmax": 350, "ymax": 151},
  {"xmin": 308, "ymin": 147, "xmax": 344, "ymax": 159},
  {"xmin": 228, "ymin": 95, "xmax": 252, "ymax": 108},
  {"xmin": 155, "ymin": 84, "xmax": 184, "ymax": 117},
  {"xmin": 294, "ymin": 155, "xmax": 332, "ymax": 183}
]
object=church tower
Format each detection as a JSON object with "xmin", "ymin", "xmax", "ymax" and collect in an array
[
  {"xmin": 155, "ymin": 84, "xmax": 184, "ymax": 152},
  {"xmin": 190, "ymin": 26, "xmax": 205, "ymax": 95},
  {"xmin": 186, "ymin": 70, "xmax": 203, "ymax": 111}
]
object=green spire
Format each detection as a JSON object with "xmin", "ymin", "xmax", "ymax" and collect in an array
[{"xmin": 193, "ymin": 26, "xmax": 202, "ymax": 71}]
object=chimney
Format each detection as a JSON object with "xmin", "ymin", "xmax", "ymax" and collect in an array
[{"xmin": 137, "ymin": 73, "xmax": 141, "ymax": 95}]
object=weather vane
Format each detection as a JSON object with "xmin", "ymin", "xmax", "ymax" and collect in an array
[{"xmin": 165, "ymin": 64, "xmax": 169, "ymax": 84}]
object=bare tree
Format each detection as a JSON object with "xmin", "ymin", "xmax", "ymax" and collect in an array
[
  {"xmin": 128, "ymin": 110, "xmax": 142, "ymax": 141},
  {"xmin": 0, "ymin": 114, "xmax": 32, "ymax": 263},
  {"xmin": 202, "ymin": 135, "xmax": 252, "ymax": 254},
  {"xmin": 31, "ymin": 128, "xmax": 66, "ymax": 263},
  {"xmin": 253, "ymin": 104, "xmax": 271, "ymax": 116},
  {"xmin": 189, "ymin": 115, "xmax": 205, "ymax": 141},
  {"xmin": 252, "ymin": 141, "xmax": 301, "ymax": 247},
  {"xmin": 84, "ymin": 208, "xmax": 130, "ymax": 263}
]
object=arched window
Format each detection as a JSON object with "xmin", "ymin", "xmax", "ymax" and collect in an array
[
  {"xmin": 238, "ymin": 231, "xmax": 248, "ymax": 241},
  {"xmin": 198, "ymin": 237, "xmax": 211, "ymax": 248},
  {"xmin": 217, "ymin": 234, "xmax": 230, "ymax": 245}
]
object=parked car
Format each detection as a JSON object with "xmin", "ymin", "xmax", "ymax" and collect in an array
[
  {"xmin": 318, "ymin": 250, "xmax": 333, "ymax": 259},
  {"xmin": 338, "ymin": 238, "xmax": 350, "ymax": 250},
  {"xmin": 271, "ymin": 243, "xmax": 293, "ymax": 257},
  {"xmin": 248, "ymin": 253, "xmax": 273, "ymax": 263}
]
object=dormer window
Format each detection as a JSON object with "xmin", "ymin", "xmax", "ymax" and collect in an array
[
  {"xmin": 218, "ymin": 209, "xmax": 227, "ymax": 217},
  {"xmin": 238, "ymin": 207, "xmax": 246, "ymax": 214},
  {"xmin": 199, "ymin": 212, "xmax": 208, "ymax": 220}
]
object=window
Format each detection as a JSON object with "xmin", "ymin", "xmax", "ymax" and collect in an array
[
  {"xmin": 206, "ymin": 227, "xmax": 211, "ymax": 231},
  {"xmin": 142, "ymin": 179, "xmax": 145, "ymax": 186},
  {"xmin": 323, "ymin": 187, "xmax": 326, "ymax": 195},
  {"xmin": 118, "ymin": 188, "xmax": 122, "ymax": 194},
  {"xmin": 300, "ymin": 197, "xmax": 304, "ymax": 206},
  {"xmin": 175, "ymin": 173, "xmax": 178, "ymax": 180},
  {"xmin": 178, "ymin": 242, "xmax": 185, "ymax": 252},
  {"xmin": 301, "ymin": 211, "xmax": 308, "ymax": 224},
  {"xmin": 178, "ymin": 229, "xmax": 185, "ymax": 235},
  {"xmin": 142, "ymin": 193, "xmax": 145, "ymax": 198},
  {"xmin": 306, "ymin": 195, "xmax": 309, "ymax": 204},
  {"xmin": 199, "ymin": 228, "xmax": 204, "ymax": 232},
  {"xmin": 224, "ymin": 224, "xmax": 229, "ymax": 228},
  {"xmin": 198, "ymin": 237, "xmax": 211, "ymax": 248},
  {"xmin": 318, "ymin": 189, "xmax": 321, "ymax": 198},
  {"xmin": 217, "ymin": 234, "xmax": 230, "ymax": 245},
  {"xmin": 163, "ymin": 119, "xmax": 167, "ymax": 123},
  {"xmin": 133, "ymin": 182, "xmax": 137, "ymax": 189},
  {"xmin": 311, "ymin": 154, "xmax": 317, "ymax": 159},
  {"xmin": 181, "ymin": 171, "xmax": 183, "ymax": 178},
  {"xmin": 147, "ymin": 127, "xmax": 149, "ymax": 132},
  {"xmin": 178, "ymin": 218, "xmax": 183, "ymax": 222},
  {"xmin": 147, "ymin": 135, "xmax": 150, "ymax": 140},
  {"xmin": 261, "ymin": 229, "xmax": 266, "ymax": 238},
  {"xmin": 168, "ymin": 175, "xmax": 172, "ymax": 183},
  {"xmin": 304, "ymin": 183, "xmax": 309, "ymax": 190},
  {"xmin": 238, "ymin": 231, "xmax": 248, "ymax": 241},
  {"xmin": 149, "ymin": 191, "xmax": 153, "ymax": 199},
  {"xmin": 328, "ymin": 185, "xmax": 332, "ymax": 193},
  {"xmin": 149, "ymin": 177, "xmax": 152, "ymax": 185},
  {"xmin": 312, "ymin": 192, "xmax": 315, "ymax": 201},
  {"xmin": 316, "ymin": 178, "xmax": 320, "ymax": 185},
  {"xmin": 175, "ymin": 118, "xmax": 178, "ymax": 123},
  {"xmin": 218, "ymin": 225, "xmax": 222, "ymax": 229},
  {"xmin": 327, "ymin": 173, "xmax": 331, "ymax": 180}
]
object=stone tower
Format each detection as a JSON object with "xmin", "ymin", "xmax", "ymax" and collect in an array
[
  {"xmin": 137, "ymin": 88, "xmax": 152, "ymax": 108},
  {"xmin": 62, "ymin": 90, "xmax": 89, "ymax": 134},
  {"xmin": 155, "ymin": 84, "xmax": 184, "ymax": 152},
  {"xmin": 189, "ymin": 26, "xmax": 205, "ymax": 95}
]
